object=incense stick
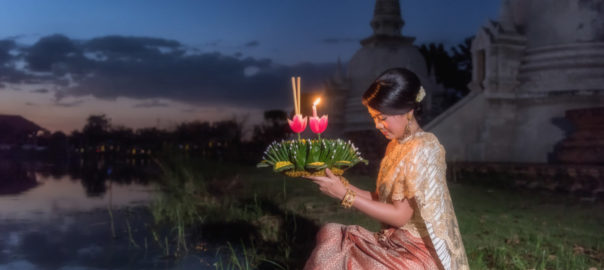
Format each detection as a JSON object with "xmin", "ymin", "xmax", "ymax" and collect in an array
[
  {"xmin": 297, "ymin": 77, "xmax": 301, "ymax": 115},
  {"xmin": 291, "ymin": 76, "xmax": 298, "ymax": 115}
]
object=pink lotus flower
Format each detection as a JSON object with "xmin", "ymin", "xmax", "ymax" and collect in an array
[
  {"xmin": 309, "ymin": 115, "xmax": 328, "ymax": 134},
  {"xmin": 287, "ymin": 114, "xmax": 307, "ymax": 133}
]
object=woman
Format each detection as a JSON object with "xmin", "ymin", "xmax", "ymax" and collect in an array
[{"xmin": 304, "ymin": 68, "xmax": 469, "ymax": 270}]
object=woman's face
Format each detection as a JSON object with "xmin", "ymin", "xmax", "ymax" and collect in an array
[{"xmin": 367, "ymin": 107, "xmax": 410, "ymax": 140}]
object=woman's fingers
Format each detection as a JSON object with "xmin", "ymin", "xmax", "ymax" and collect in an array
[
  {"xmin": 325, "ymin": 168, "xmax": 336, "ymax": 179},
  {"xmin": 304, "ymin": 175, "xmax": 330, "ymax": 183},
  {"xmin": 310, "ymin": 179, "xmax": 324, "ymax": 186},
  {"xmin": 302, "ymin": 175, "xmax": 320, "ymax": 181},
  {"xmin": 308, "ymin": 178, "xmax": 329, "ymax": 187},
  {"xmin": 303, "ymin": 172, "xmax": 341, "ymax": 197}
]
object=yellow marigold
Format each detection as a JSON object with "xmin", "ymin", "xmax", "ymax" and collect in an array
[
  {"xmin": 283, "ymin": 168, "xmax": 345, "ymax": 178},
  {"xmin": 275, "ymin": 161, "xmax": 293, "ymax": 170},
  {"xmin": 285, "ymin": 170, "xmax": 310, "ymax": 177},
  {"xmin": 331, "ymin": 168, "xmax": 344, "ymax": 175}
]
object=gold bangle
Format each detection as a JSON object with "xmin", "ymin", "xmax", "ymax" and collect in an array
[{"xmin": 341, "ymin": 189, "xmax": 356, "ymax": 208}]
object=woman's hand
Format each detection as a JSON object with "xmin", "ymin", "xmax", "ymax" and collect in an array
[{"xmin": 304, "ymin": 168, "xmax": 347, "ymax": 200}]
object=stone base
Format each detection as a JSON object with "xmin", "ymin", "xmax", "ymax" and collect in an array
[
  {"xmin": 552, "ymin": 107, "xmax": 604, "ymax": 164},
  {"xmin": 449, "ymin": 162, "xmax": 604, "ymax": 198}
]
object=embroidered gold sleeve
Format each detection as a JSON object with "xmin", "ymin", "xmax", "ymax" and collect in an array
[{"xmin": 393, "ymin": 138, "xmax": 469, "ymax": 270}]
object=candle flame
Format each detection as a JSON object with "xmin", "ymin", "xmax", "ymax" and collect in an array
[{"xmin": 313, "ymin": 97, "xmax": 321, "ymax": 106}]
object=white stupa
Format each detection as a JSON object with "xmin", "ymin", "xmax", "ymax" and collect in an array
[{"xmin": 324, "ymin": 0, "xmax": 441, "ymax": 135}]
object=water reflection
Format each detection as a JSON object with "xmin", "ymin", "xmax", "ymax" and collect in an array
[
  {"xmin": 0, "ymin": 159, "xmax": 155, "ymax": 220},
  {"xmin": 0, "ymin": 158, "xmax": 155, "ymax": 197},
  {"xmin": 0, "ymin": 159, "xmax": 212, "ymax": 269},
  {"xmin": 0, "ymin": 173, "xmax": 153, "ymax": 221},
  {"xmin": 0, "ymin": 207, "xmax": 207, "ymax": 269},
  {"xmin": 0, "ymin": 160, "xmax": 38, "ymax": 195}
]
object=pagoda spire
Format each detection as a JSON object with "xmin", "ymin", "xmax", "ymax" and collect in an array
[
  {"xmin": 498, "ymin": 0, "xmax": 517, "ymax": 33},
  {"xmin": 371, "ymin": 0, "xmax": 404, "ymax": 36},
  {"xmin": 361, "ymin": 0, "xmax": 414, "ymax": 46}
]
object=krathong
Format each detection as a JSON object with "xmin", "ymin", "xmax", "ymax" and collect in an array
[{"xmin": 257, "ymin": 77, "xmax": 368, "ymax": 177}]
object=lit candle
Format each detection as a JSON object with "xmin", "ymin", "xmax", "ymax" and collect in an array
[
  {"xmin": 312, "ymin": 97, "xmax": 321, "ymax": 118},
  {"xmin": 309, "ymin": 97, "xmax": 328, "ymax": 137}
]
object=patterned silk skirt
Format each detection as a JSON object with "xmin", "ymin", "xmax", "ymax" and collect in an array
[{"xmin": 304, "ymin": 223, "xmax": 440, "ymax": 270}]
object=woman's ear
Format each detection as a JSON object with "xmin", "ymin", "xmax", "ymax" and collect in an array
[{"xmin": 406, "ymin": 110, "xmax": 414, "ymax": 120}]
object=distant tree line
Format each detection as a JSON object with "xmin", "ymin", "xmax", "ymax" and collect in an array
[{"xmin": 32, "ymin": 110, "xmax": 291, "ymax": 164}]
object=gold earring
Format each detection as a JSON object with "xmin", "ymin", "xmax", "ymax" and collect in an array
[{"xmin": 404, "ymin": 113, "xmax": 411, "ymax": 136}]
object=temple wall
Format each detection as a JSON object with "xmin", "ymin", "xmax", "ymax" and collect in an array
[
  {"xmin": 426, "ymin": 89, "xmax": 604, "ymax": 163},
  {"xmin": 425, "ymin": 91, "xmax": 487, "ymax": 162},
  {"xmin": 512, "ymin": 95, "xmax": 604, "ymax": 162},
  {"xmin": 524, "ymin": 0, "xmax": 604, "ymax": 48}
]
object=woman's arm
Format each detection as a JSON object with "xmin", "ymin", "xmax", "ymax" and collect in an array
[
  {"xmin": 305, "ymin": 168, "xmax": 413, "ymax": 227},
  {"xmin": 350, "ymin": 195, "xmax": 414, "ymax": 227},
  {"xmin": 345, "ymin": 181, "xmax": 374, "ymax": 200}
]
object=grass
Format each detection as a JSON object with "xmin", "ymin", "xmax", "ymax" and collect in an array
[
  {"xmin": 452, "ymin": 184, "xmax": 604, "ymax": 269},
  {"xmin": 147, "ymin": 158, "xmax": 604, "ymax": 269},
  {"xmin": 243, "ymin": 164, "xmax": 604, "ymax": 270}
]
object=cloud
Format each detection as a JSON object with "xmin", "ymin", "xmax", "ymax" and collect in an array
[
  {"xmin": 321, "ymin": 37, "xmax": 358, "ymax": 44},
  {"xmin": 0, "ymin": 39, "xmax": 17, "ymax": 64},
  {"xmin": 54, "ymin": 99, "xmax": 85, "ymax": 107},
  {"xmin": 25, "ymin": 34, "xmax": 81, "ymax": 72},
  {"xmin": 201, "ymin": 40, "xmax": 221, "ymax": 47},
  {"xmin": 0, "ymin": 39, "xmax": 41, "ymax": 85},
  {"xmin": 134, "ymin": 100, "xmax": 170, "ymax": 108},
  {"xmin": 244, "ymin": 40, "xmax": 259, "ymax": 48},
  {"xmin": 31, "ymin": 88, "xmax": 49, "ymax": 94},
  {"xmin": 0, "ymin": 34, "xmax": 337, "ymax": 110}
]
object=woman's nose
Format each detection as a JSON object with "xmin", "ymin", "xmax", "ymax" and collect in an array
[{"xmin": 374, "ymin": 120, "xmax": 383, "ymax": 129}]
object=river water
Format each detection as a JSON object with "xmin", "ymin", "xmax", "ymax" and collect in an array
[{"xmin": 0, "ymin": 159, "xmax": 217, "ymax": 270}]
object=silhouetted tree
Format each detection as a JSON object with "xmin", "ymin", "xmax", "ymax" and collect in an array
[
  {"xmin": 252, "ymin": 110, "xmax": 290, "ymax": 145},
  {"xmin": 47, "ymin": 131, "xmax": 68, "ymax": 157},
  {"xmin": 109, "ymin": 126, "xmax": 134, "ymax": 149},
  {"xmin": 212, "ymin": 120, "xmax": 243, "ymax": 145},
  {"xmin": 82, "ymin": 114, "xmax": 111, "ymax": 146},
  {"xmin": 136, "ymin": 127, "xmax": 167, "ymax": 150},
  {"xmin": 175, "ymin": 121, "xmax": 211, "ymax": 145},
  {"xmin": 451, "ymin": 37, "xmax": 472, "ymax": 76},
  {"xmin": 69, "ymin": 130, "xmax": 84, "ymax": 149},
  {"xmin": 418, "ymin": 36, "xmax": 473, "ymax": 112}
]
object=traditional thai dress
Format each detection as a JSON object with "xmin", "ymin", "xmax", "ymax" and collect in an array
[{"xmin": 304, "ymin": 132, "xmax": 469, "ymax": 270}]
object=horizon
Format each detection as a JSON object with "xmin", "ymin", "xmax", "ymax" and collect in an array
[{"xmin": 0, "ymin": 0, "xmax": 500, "ymax": 133}]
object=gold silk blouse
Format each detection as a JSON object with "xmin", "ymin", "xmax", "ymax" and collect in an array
[{"xmin": 376, "ymin": 131, "xmax": 469, "ymax": 270}]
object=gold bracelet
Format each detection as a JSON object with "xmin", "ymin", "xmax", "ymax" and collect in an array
[
  {"xmin": 345, "ymin": 190, "xmax": 356, "ymax": 208},
  {"xmin": 340, "ymin": 189, "xmax": 356, "ymax": 208}
]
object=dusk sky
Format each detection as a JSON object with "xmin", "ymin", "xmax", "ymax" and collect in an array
[{"xmin": 0, "ymin": 0, "xmax": 500, "ymax": 134}]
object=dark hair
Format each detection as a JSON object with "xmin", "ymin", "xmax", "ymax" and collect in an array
[{"xmin": 362, "ymin": 67, "xmax": 423, "ymax": 116}]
